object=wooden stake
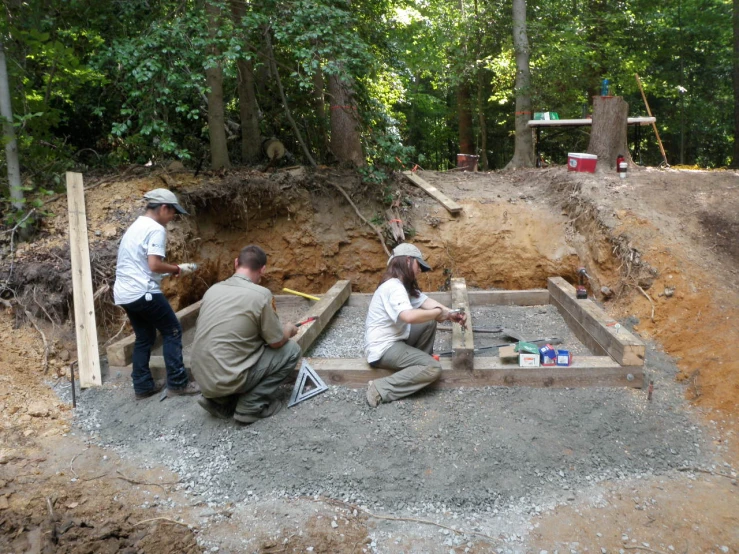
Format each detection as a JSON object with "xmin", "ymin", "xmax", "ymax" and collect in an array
[
  {"xmin": 66, "ymin": 172, "xmax": 102, "ymax": 387},
  {"xmin": 635, "ymin": 74, "xmax": 669, "ymax": 167}
]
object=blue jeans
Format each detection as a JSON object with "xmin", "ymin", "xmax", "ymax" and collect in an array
[{"xmin": 121, "ymin": 293, "xmax": 188, "ymax": 395}]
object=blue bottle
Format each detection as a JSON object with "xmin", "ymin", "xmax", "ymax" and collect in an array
[{"xmin": 601, "ymin": 79, "xmax": 610, "ymax": 96}]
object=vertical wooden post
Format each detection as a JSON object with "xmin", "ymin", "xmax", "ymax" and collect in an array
[
  {"xmin": 450, "ymin": 278, "xmax": 474, "ymax": 371},
  {"xmin": 66, "ymin": 172, "xmax": 102, "ymax": 388}
]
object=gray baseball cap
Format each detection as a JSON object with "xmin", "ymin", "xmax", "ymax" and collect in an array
[
  {"xmin": 388, "ymin": 243, "xmax": 431, "ymax": 272},
  {"xmin": 143, "ymin": 188, "xmax": 189, "ymax": 215}
]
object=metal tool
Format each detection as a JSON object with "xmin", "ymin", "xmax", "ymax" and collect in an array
[
  {"xmin": 436, "ymin": 337, "xmax": 564, "ymax": 357},
  {"xmin": 295, "ymin": 316, "xmax": 317, "ymax": 327},
  {"xmin": 576, "ymin": 268, "xmax": 591, "ymax": 299},
  {"xmin": 288, "ymin": 360, "xmax": 328, "ymax": 407}
]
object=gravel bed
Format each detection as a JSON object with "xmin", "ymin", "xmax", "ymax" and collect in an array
[{"xmin": 307, "ymin": 304, "xmax": 589, "ymax": 358}]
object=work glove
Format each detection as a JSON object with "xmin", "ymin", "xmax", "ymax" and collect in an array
[{"xmin": 177, "ymin": 263, "xmax": 199, "ymax": 276}]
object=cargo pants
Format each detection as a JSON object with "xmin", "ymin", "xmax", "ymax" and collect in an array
[
  {"xmin": 371, "ymin": 320, "xmax": 442, "ymax": 403},
  {"xmin": 209, "ymin": 340, "xmax": 301, "ymax": 418}
]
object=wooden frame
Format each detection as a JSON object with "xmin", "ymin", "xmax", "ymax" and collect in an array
[
  {"xmin": 109, "ymin": 277, "xmax": 645, "ymax": 389},
  {"xmin": 450, "ymin": 278, "xmax": 473, "ymax": 370}
]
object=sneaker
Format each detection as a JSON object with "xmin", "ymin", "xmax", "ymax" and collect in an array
[
  {"xmin": 366, "ymin": 381, "xmax": 381, "ymax": 408},
  {"xmin": 197, "ymin": 396, "xmax": 233, "ymax": 420},
  {"xmin": 167, "ymin": 380, "xmax": 201, "ymax": 396},
  {"xmin": 135, "ymin": 379, "xmax": 165, "ymax": 400}
]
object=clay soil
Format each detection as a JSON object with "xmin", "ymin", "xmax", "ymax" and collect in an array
[{"xmin": 1, "ymin": 164, "xmax": 738, "ymax": 553}]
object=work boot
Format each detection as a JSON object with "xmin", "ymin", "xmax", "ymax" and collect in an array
[
  {"xmin": 197, "ymin": 396, "xmax": 234, "ymax": 420},
  {"xmin": 366, "ymin": 381, "xmax": 382, "ymax": 408},
  {"xmin": 233, "ymin": 397, "xmax": 285, "ymax": 425},
  {"xmin": 167, "ymin": 380, "xmax": 201, "ymax": 396},
  {"xmin": 135, "ymin": 379, "xmax": 165, "ymax": 400}
]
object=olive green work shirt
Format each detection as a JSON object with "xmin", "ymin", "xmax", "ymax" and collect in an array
[{"xmin": 191, "ymin": 274, "xmax": 284, "ymax": 397}]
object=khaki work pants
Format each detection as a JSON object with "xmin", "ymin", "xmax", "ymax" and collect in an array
[
  {"xmin": 372, "ymin": 320, "xmax": 442, "ymax": 403},
  {"xmin": 211, "ymin": 341, "xmax": 301, "ymax": 417}
]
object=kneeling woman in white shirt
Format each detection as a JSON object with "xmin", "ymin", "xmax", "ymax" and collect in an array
[{"xmin": 363, "ymin": 243, "xmax": 466, "ymax": 407}]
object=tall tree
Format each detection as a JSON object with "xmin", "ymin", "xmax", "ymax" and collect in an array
[
  {"xmin": 0, "ymin": 41, "xmax": 22, "ymax": 211},
  {"xmin": 733, "ymin": 0, "xmax": 739, "ymax": 167},
  {"xmin": 230, "ymin": 0, "xmax": 261, "ymax": 164},
  {"xmin": 329, "ymin": 71, "xmax": 364, "ymax": 166},
  {"xmin": 506, "ymin": 0, "xmax": 534, "ymax": 168},
  {"xmin": 205, "ymin": 0, "xmax": 230, "ymax": 170}
]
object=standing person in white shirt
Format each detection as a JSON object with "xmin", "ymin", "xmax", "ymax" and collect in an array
[
  {"xmin": 114, "ymin": 189, "xmax": 200, "ymax": 400},
  {"xmin": 363, "ymin": 243, "xmax": 467, "ymax": 407}
]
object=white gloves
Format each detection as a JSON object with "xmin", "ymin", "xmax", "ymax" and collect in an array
[{"xmin": 177, "ymin": 263, "xmax": 199, "ymax": 276}]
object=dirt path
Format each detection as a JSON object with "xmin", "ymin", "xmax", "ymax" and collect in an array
[{"xmin": 1, "ymin": 165, "xmax": 737, "ymax": 553}]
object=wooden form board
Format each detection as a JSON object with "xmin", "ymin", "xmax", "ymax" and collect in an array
[
  {"xmin": 403, "ymin": 171, "xmax": 463, "ymax": 214},
  {"xmin": 106, "ymin": 293, "xmax": 315, "ymax": 367},
  {"xmin": 66, "ymin": 172, "xmax": 102, "ymax": 388},
  {"xmin": 345, "ymin": 289, "xmax": 549, "ymax": 309},
  {"xmin": 450, "ymin": 278, "xmax": 473, "ymax": 370},
  {"xmin": 294, "ymin": 280, "xmax": 351, "ymax": 353},
  {"xmin": 295, "ymin": 357, "xmax": 643, "ymax": 389},
  {"xmin": 147, "ymin": 354, "xmax": 643, "ymax": 389},
  {"xmin": 548, "ymin": 277, "xmax": 645, "ymax": 366}
]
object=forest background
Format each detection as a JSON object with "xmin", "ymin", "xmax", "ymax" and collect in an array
[{"xmin": 0, "ymin": 0, "xmax": 735, "ymax": 215}]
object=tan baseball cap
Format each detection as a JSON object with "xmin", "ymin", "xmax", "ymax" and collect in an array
[
  {"xmin": 388, "ymin": 243, "xmax": 431, "ymax": 272},
  {"xmin": 143, "ymin": 188, "xmax": 189, "ymax": 215}
]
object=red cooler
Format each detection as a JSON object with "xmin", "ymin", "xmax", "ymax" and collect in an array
[{"xmin": 567, "ymin": 153, "xmax": 597, "ymax": 173}]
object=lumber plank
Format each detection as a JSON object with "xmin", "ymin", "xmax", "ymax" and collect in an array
[
  {"xmin": 345, "ymin": 289, "xmax": 549, "ymax": 308},
  {"xmin": 147, "ymin": 355, "xmax": 642, "ymax": 389},
  {"xmin": 403, "ymin": 171, "xmax": 463, "ymax": 214},
  {"xmin": 66, "ymin": 172, "xmax": 102, "ymax": 388},
  {"xmin": 298, "ymin": 357, "xmax": 643, "ymax": 389},
  {"xmin": 106, "ymin": 293, "xmax": 317, "ymax": 367},
  {"xmin": 548, "ymin": 277, "xmax": 645, "ymax": 366},
  {"xmin": 450, "ymin": 278, "xmax": 474, "ymax": 370},
  {"xmin": 294, "ymin": 280, "xmax": 352, "ymax": 353}
]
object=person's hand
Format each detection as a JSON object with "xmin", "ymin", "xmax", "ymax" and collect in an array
[
  {"xmin": 284, "ymin": 322, "xmax": 299, "ymax": 338},
  {"xmin": 449, "ymin": 310, "xmax": 467, "ymax": 328},
  {"xmin": 177, "ymin": 263, "xmax": 198, "ymax": 276}
]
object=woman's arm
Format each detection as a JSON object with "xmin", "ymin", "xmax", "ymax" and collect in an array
[{"xmin": 398, "ymin": 306, "xmax": 444, "ymax": 324}]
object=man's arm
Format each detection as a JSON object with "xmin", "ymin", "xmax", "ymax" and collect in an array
[
  {"xmin": 268, "ymin": 322, "xmax": 299, "ymax": 349},
  {"xmin": 148, "ymin": 255, "xmax": 181, "ymax": 276}
]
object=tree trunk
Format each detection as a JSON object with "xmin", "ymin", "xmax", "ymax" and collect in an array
[
  {"xmin": 506, "ymin": 0, "xmax": 535, "ymax": 169},
  {"xmin": 313, "ymin": 65, "xmax": 330, "ymax": 162},
  {"xmin": 477, "ymin": 72, "xmax": 488, "ymax": 171},
  {"xmin": 732, "ymin": 0, "xmax": 739, "ymax": 167},
  {"xmin": 230, "ymin": 0, "xmax": 261, "ymax": 164},
  {"xmin": 328, "ymin": 72, "xmax": 365, "ymax": 166},
  {"xmin": 205, "ymin": 1, "xmax": 230, "ymax": 170},
  {"xmin": 457, "ymin": 83, "xmax": 475, "ymax": 155},
  {"xmin": 587, "ymin": 95, "xmax": 631, "ymax": 171},
  {"xmin": 0, "ymin": 42, "xmax": 23, "ymax": 211}
]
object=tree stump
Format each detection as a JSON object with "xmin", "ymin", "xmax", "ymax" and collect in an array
[{"xmin": 587, "ymin": 96, "xmax": 632, "ymax": 171}]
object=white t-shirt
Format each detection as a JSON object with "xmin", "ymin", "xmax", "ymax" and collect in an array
[
  {"xmin": 364, "ymin": 278, "xmax": 428, "ymax": 363},
  {"xmin": 113, "ymin": 216, "xmax": 168, "ymax": 305}
]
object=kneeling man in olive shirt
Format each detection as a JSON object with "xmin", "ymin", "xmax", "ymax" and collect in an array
[{"xmin": 191, "ymin": 245, "xmax": 301, "ymax": 424}]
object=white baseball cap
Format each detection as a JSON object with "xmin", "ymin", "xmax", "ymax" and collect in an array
[
  {"xmin": 388, "ymin": 243, "xmax": 431, "ymax": 272},
  {"xmin": 143, "ymin": 188, "xmax": 189, "ymax": 215}
]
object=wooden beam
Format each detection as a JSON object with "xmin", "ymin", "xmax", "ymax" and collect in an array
[
  {"xmin": 146, "ymin": 355, "xmax": 642, "ymax": 389},
  {"xmin": 450, "ymin": 278, "xmax": 474, "ymax": 370},
  {"xmin": 297, "ymin": 357, "xmax": 643, "ymax": 389},
  {"xmin": 294, "ymin": 280, "xmax": 351, "ymax": 353},
  {"xmin": 403, "ymin": 171, "xmax": 463, "ymax": 214},
  {"xmin": 548, "ymin": 277, "xmax": 645, "ymax": 366},
  {"xmin": 66, "ymin": 172, "xmax": 102, "ymax": 388},
  {"xmin": 106, "ymin": 293, "xmax": 318, "ymax": 367},
  {"xmin": 345, "ymin": 289, "xmax": 549, "ymax": 308}
]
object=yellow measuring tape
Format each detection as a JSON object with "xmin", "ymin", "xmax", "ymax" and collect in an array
[{"xmin": 282, "ymin": 288, "xmax": 320, "ymax": 302}]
